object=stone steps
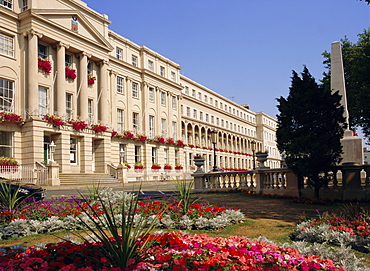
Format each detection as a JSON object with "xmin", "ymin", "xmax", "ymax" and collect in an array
[{"xmin": 59, "ymin": 173, "xmax": 120, "ymax": 186}]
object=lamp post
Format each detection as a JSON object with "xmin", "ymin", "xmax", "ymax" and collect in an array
[
  {"xmin": 49, "ymin": 141, "xmax": 56, "ymax": 162},
  {"xmin": 211, "ymin": 129, "xmax": 218, "ymax": 171},
  {"xmin": 251, "ymin": 140, "xmax": 256, "ymax": 170}
]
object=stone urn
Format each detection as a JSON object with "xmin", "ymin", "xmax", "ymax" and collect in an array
[
  {"xmin": 194, "ymin": 156, "xmax": 205, "ymax": 173},
  {"xmin": 256, "ymin": 152, "xmax": 269, "ymax": 169}
]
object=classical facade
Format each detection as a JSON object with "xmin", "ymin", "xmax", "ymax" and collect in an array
[{"xmin": 0, "ymin": 0, "xmax": 280, "ymax": 182}]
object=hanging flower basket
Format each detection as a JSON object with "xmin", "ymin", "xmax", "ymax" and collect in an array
[
  {"xmin": 155, "ymin": 136, "xmax": 165, "ymax": 144},
  {"xmin": 175, "ymin": 140, "xmax": 185, "ymax": 147},
  {"xmin": 42, "ymin": 114, "xmax": 66, "ymax": 127},
  {"xmin": 164, "ymin": 164, "xmax": 172, "ymax": 170},
  {"xmin": 38, "ymin": 58, "xmax": 52, "ymax": 74},
  {"xmin": 68, "ymin": 119, "xmax": 87, "ymax": 131},
  {"xmin": 123, "ymin": 130, "xmax": 135, "ymax": 139},
  {"xmin": 123, "ymin": 161, "xmax": 131, "ymax": 169},
  {"xmin": 0, "ymin": 112, "xmax": 23, "ymax": 123},
  {"xmin": 175, "ymin": 163, "xmax": 183, "ymax": 170},
  {"xmin": 151, "ymin": 163, "xmax": 161, "ymax": 170},
  {"xmin": 88, "ymin": 74, "xmax": 96, "ymax": 85},
  {"xmin": 65, "ymin": 67, "xmax": 77, "ymax": 80},
  {"xmin": 91, "ymin": 123, "xmax": 108, "ymax": 133}
]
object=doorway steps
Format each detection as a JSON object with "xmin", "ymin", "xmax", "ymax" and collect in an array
[{"xmin": 59, "ymin": 173, "xmax": 120, "ymax": 186}]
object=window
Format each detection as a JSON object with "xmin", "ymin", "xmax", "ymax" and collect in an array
[
  {"xmin": 134, "ymin": 145, "xmax": 141, "ymax": 163},
  {"xmin": 87, "ymin": 62, "xmax": 92, "ymax": 75},
  {"xmin": 88, "ymin": 99, "xmax": 93, "ymax": 122},
  {"xmin": 172, "ymin": 121, "xmax": 177, "ymax": 138},
  {"xmin": 193, "ymin": 109, "xmax": 197, "ymax": 119},
  {"xmin": 184, "ymin": 86, "xmax": 189, "ymax": 95},
  {"xmin": 164, "ymin": 149, "xmax": 169, "ymax": 164},
  {"xmin": 66, "ymin": 93, "xmax": 73, "ymax": 119},
  {"xmin": 191, "ymin": 89, "xmax": 195, "ymax": 98},
  {"xmin": 116, "ymin": 47, "xmax": 122, "ymax": 60},
  {"xmin": 0, "ymin": 33, "xmax": 14, "ymax": 57},
  {"xmin": 0, "ymin": 0, "xmax": 12, "ymax": 9},
  {"xmin": 117, "ymin": 76, "xmax": 124, "ymax": 94},
  {"xmin": 161, "ymin": 118, "xmax": 166, "ymax": 136},
  {"xmin": 133, "ymin": 112, "xmax": 139, "ymax": 133},
  {"xmin": 216, "ymin": 117, "xmax": 219, "ymax": 125},
  {"xmin": 175, "ymin": 150, "xmax": 179, "ymax": 165},
  {"xmin": 151, "ymin": 147, "xmax": 157, "ymax": 164},
  {"xmin": 161, "ymin": 91, "xmax": 166, "ymax": 106},
  {"xmin": 220, "ymin": 102, "xmax": 223, "ymax": 110},
  {"xmin": 38, "ymin": 86, "xmax": 48, "ymax": 117},
  {"xmin": 0, "ymin": 131, "xmax": 13, "ymax": 157},
  {"xmin": 65, "ymin": 54, "xmax": 72, "ymax": 67},
  {"xmin": 221, "ymin": 119, "xmax": 224, "ymax": 127},
  {"xmin": 206, "ymin": 114, "xmax": 209, "ymax": 123},
  {"xmin": 21, "ymin": 0, "xmax": 27, "ymax": 11},
  {"xmin": 226, "ymin": 121, "xmax": 228, "ymax": 128},
  {"xmin": 148, "ymin": 60, "xmax": 153, "ymax": 71},
  {"xmin": 211, "ymin": 115, "xmax": 214, "ymax": 124},
  {"xmin": 186, "ymin": 107, "xmax": 190, "ymax": 117},
  {"xmin": 198, "ymin": 92, "xmax": 201, "ymax": 100},
  {"xmin": 149, "ymin": 87, "xmax": 155, "ymax": 102},
  {"xmin": 132, "ymin": 55, "xmax": 137, "ymax": 67},
  {"xmin": 171, "ymin": 71, "xmax": 175, "ymax": 81},
  {"xmin": 0, "ymin": 78, "xmax": 13, "ymax": 112},
  {"xmin": 204, "ymin": 95, "xmax": 207, "ymax": 103},
  {"xmin": 160, "ymin": 66, "xmax": 165, "ymax": 76},
  {"xmin": 215, "ymin": 100, "xmax": 218, "ymax": 107},
  {"xmin": 132, "ymin": 82, "xmax": 138, "ymax": 98},
  {"xmin": 117, "ymin": 109, "xmax": 124, "ymax": 132},
  {"xmin": 149, "ymin": 115, "xmax": 155, "ymax": 138},
  {"xmin": 199, "ymin": 112, "xmax": 203, "ymax": 121},
  {"xmin": 210, "ymin": 97, "xmax": 213, "ymax": 105},
  {"xmin": 70, "ymin": 137, "xmax": 78, "ymax": 164},
  {"xmin": 171, "ymin": 96, "xmax": 177, "ymax": 109},
  {"xmin": 119, "ymin": 144, "xmax": 126, "ymax": 163},
  {"xmin": 38, "ymin": 44, "xmax": 47, "ymax": 59}
]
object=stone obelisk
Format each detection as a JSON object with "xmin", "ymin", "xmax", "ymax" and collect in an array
[{"xmin": 331, "ymin": 41, "xmax": 363, "ymax": 165}]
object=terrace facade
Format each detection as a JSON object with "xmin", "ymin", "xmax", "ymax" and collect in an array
[{"xmin": 0, "ymin": 0, "xmax": 280, "ymax": 183}]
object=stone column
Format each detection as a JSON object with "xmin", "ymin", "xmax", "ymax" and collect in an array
[
  {"xmin": 98, "ymin": 59, "xmax": 109, "ymax": 125},
  {"xmin": 110, "ymin": 70, "xmax": 117, "ymax": 130},
  {"xmin": 56, "ymin": 42, "xmax": 69, "ymax": 117},
  {"xmin": 331, "ymin": 41, "xmax": 363, "ymax": 164},
  {"xmin": 26, "ymin": 30, "xmax": 42, "ymax": 117},
  {"xmin": 78, "ymin": 52, "xmax": 89, "ymax": 121}
]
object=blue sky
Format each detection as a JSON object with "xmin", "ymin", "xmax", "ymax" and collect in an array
[{"xmin": 86, "ymin": 0, "xmax": 370, "ymax": 118}]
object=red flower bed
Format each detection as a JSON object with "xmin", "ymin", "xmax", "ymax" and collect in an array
[{"xmin": 0, "ymin": 232, "xmax": 345, "ymax": 271}]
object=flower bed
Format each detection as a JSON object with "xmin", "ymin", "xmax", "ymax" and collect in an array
[{"xmin": 0, "ymin": 231, "xmax": 346, "ymax": 271}]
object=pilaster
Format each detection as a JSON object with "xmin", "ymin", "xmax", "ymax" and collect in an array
[
  {"xmin": 78, "ymin": 52, "xmax": 89, "ymax": 121},
  {"xmin": 98, "ymin": 59, "xmax": 109, "ymax": 125},
  {"xmin": 56, "ymin": 42, "xmax": 69, "ymax": 117}
]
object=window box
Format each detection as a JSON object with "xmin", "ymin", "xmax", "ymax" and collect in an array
[
  {"xmin": 68, "ymin": 119, "xmax": 87, "ymax": 131},
  {"xmin": 42, "ymin": 114, "xmax": 66, "ymax": 127},
  {"xmin": 155, "ymin": 136, "xmax": 165, "ymax": 144},
  {"xmin": 151, "ymin": 163, "xmax": 161, "ymax": 170},
  {"xmin": 123, "ymin": 161, "xmax": 131, "ymax": 169},
  {"xmin": 0, "ymin": 157, "xmax": 18, "ymax": 167},
  {"xmin": 175, "ymin": 140, "xmax": 185, "ymax": 147},
  {"xmin": 91, "ymin": 123, "xmax": 108, "ymax": 133},
  {"xmin": 134, "ymin": 162, "xmax": 144, "ymax": 170},
  {"xmin": 166, "ymin": 137, "xmax": 175, "ymax": 145},
  {"xmin": 0, "ymin": 112, "xmax": 23, "ymax": 123},
  {"xmin": 88, "ymin": 74, "xmax": 96, "ymax": 85},
  {"xmin": 175, "ymin": 164, "xmax": 183, "ymax": 170},
  {"xmin": 38, "ymin": 58, "xmax": 52, "ymax": 74},
  {"xmin": 65, "ymin": 67, "xmax": 77, "ymax": 80},
  {"xmin": 164, "ymin": 164, "xmax": 172, "ymax": 170},
  {"xmin": 136, "ymin": 134, "xmax": 147, "ymax": 141},
  {"xmin": 123, "ymin": 130, "xmax": 135, "ymax": 139}
]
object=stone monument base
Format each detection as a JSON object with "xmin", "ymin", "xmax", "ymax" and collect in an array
[{"xmin": 340, "ymin": 129, "xmax": 363, "ymax": 165}]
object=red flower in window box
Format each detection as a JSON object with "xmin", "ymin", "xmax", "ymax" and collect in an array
[
  {"xmin": 137, "ymin": 134, "xmax": 147, "ymax": 141},
  {"xmin": 123, "ymin": 130, "xmax": 135, "ymax": 139},
  {"xmin": 42, "ymin": 114, "xmax": 66, "ymax": 127},
  {"xmin": 0, "ymin": 112, "xmax": 23, "ymax": 123},
  {"xmin": 166, "ymin": 137, "xmax": 175, "ymax": 144},
  {"xmin": 134, "ymin": 161, "xmax": 144, "ymax": 170},
  {"xmin": 175, "ymin": 140, "xmax": 185, "ymax": 147},
  {"xmin": 202, "ymin": 146, "xmax": 208, "ymax": 150},
  {"xmin": 155, "ymin": 136, "xmax": 165, "ymax": 144},
  {"xmin": 175, "ymin": 163, "xmax": 183, "ymax": 170},
  {"xmin": 38, "ymin": 58, "xmax": 52, "ymax": 74},
  {"xmin": 111, "ymin": 130, "xmax": 118, "ymax": 137},
  {"xmin": 188, "ymin": 144, "xmax": 195, "ymax": 148},
  {"xmin": 65, "ymin": 67, "xmax": 77, "ymax": 80},
  {"xmin": 123, "ymin": 161, "xmax": 131, "ymax": 169},
  {"xmin": 91, "ymin": 123, "xmax": 108, "ymax": 133},
  {"xmin": 88, "ymin": 74, "xmax": 96, "ymax": 85},
  {"xmin": 68, "ymin": 119, "xmax": 87, "ymax": 131}
]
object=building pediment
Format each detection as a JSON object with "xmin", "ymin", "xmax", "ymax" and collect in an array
[{"xmin": 29, "ymin": 9, "xmax": 113, "ymax": 52}]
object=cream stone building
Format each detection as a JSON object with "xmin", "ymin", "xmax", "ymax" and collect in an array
[{"xmin": 0, "ymin": 0, "xmax": 280, "ymax": 183}]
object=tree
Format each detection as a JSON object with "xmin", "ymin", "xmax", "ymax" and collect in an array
[
  {"xmin": 276, "ymin": 67, "xmax": 346, "ymax": 199},
  {"xmin": 322, "ymin": 29, "xmax": 370, "ymax": 144}
]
